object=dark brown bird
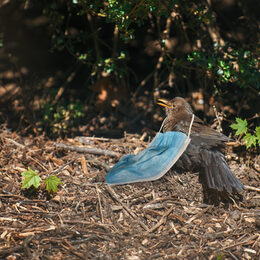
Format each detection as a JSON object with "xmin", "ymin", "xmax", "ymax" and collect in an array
[{"xmin": 158, "ymin": 97, "xmax": 243, "ymax": 193}]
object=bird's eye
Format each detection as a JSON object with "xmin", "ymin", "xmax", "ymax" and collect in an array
[{"xmin": 171, "ymin": 104, "xmax": 175, "ymax": 108}]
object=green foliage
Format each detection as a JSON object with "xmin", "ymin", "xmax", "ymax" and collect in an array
[
  {"xmin": 88, "ymin": 0, "xmax": 172, "ymax": 41},
  {"xmin": 256, "ymin": 127, "xmax": 260, "ymax": 141},
  {"xmin": 39, "ymin": 101, "xmax": 83, "ymax": 135},
  {"xmin": 91, "ymin": 51, "xmax": 129, "ymax": 78},
  {"xmin": 187, "ymin": 45, "xmax": 260, "ymax": 90},
  {"xmin": 242, "ymin": 133, "xmax": 257, "ymax": 149},
  {"xmin": 22, "ymin": 168, "xmax": 42, "ymax": 189},
  {"xmin": 230, "ymin": 118, "xmax": 260, "ymax": 149},
  {"xmin": 45, "ymin": 175, "xmax": 62, "ymax": 193},
  {"xmin": 42, "ymin": 0, "xmax": 147, "ymax": 79},
  {"xmin": 28, "ymin": 0, "xmax": 259, "ymax": 96},
  {"xmin": 22, "ymin": 168, "xmax": 62, "ymax": 193},
  {"xmin": 230, "ymin": 118, "xmax": 247, "ymax": 136},
  {"xmin": 216, "ymin": 253, "xmax": 224, "ymax": 260}
]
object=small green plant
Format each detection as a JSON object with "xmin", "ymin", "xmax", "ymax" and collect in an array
[
  {"xmin": 22, "ymin": 168, "xmax": 42, "ymax": 189},
  {"xmin": 22, "ymin": 168, "xmax": 62, "ymax": 193},
  {"xmin": 230, "ymin": 118, "xmax": 260, "ymax": 149},
  {"xmin": 45, "ymin": 175, "xmax": 62, "ymax": 193},
  {"xmin": 216, "ymin": 253, "xmax": 224, "ymax": 260}
]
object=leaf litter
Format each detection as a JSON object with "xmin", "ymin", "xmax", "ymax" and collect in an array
[{"xmin": 0, "ymin": 127, "xmax": 259, "ymax": 259}]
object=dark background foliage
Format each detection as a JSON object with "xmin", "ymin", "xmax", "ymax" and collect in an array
[{"xmin": 0, "ymin": 0, "xmax": 259, "ymax": 138}]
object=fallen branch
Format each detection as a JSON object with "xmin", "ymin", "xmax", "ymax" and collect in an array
[
  {"xmin": 244, "ymin": 185, "xmax": 260, "ymax": 192},
  {"xmin": 5, "ymin": 137, "xmax": 26, "ymax": 149},
  {"xmin": 55, "ymin": 143, "xmax": 120, "ymax": 157},
  {"xmin": 77, "ymin": 136, "xmax": 116, "ymax": 143},
  {"xmin": 226, "ymin": 141, "xmax": 246, "ymax": 147}
]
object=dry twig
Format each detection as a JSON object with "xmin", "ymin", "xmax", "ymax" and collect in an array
[
  {"xmin": 144, "ymin": 206, "xmax": 174, "ymax": 235},
  {"xmin": 220, "ymin": 233, "xmax": 260, "ymax": 251},
  {"xmin": 0, "ymin": 235, "xmax": 34, "ymax": 258},
  {"xmin": 106, "ymin": 185, "xmax": 149, "ymax": 231},
  {"xmin": 55, "ymin": 143, "xmax": 120, "ymax": 157}
]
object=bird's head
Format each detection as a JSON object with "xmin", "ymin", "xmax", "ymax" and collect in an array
[{"xmin": 157, "ymin": 97, "xmax": 193, "ymax": 116}]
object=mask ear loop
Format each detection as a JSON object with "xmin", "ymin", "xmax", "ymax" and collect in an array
[
  {"xmin": 188, "ymin": 114, "xmax": 195, "ymax": 138},
  {"xmin": 158, "ymin": 118, "xmax": 167, "ymax": 133},
  {"xmin": 158, "ymin": 114, "xmax": 194, "ymax": 136}
]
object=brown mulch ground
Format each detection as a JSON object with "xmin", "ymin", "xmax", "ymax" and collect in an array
[{"xmin": 0, "ymin": 127, "xmax": 259, "ymax": 260}]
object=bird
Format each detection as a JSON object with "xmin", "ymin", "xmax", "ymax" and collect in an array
[{"xmin": 157, "ymin": 97, "xmax": 244, "ymax": 193}]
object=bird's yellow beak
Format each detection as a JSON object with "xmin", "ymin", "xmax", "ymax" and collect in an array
[{"xmin": 157, "ymin": 99, "xmax": 171, "ymax": 108}]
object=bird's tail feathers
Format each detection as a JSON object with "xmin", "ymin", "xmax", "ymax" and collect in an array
[{"xmin": 201, "ymin": 150, "xmax": 243, "ymax": 193}]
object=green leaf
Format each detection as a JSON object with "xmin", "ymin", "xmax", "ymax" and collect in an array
[
  {"xmin": 216, "ymin": 253, "xmax": 224, "ymax": 260},
  {"xmin": 242, "ymin": 133, "xmax": 257, "ymax": 149},
  {"xmin": 22, "ymin": 168, "xmax": 41, "ymax": 189},
  {"xmin": 230, "ymin": 118, "xmax": 248, "ymax": 136},
  {"xmin": 45, "ymin": 175, "xmax": 62, "ymax": 193},
  {"xmin": 255, "ymin": 126, "xmax": 260, "ymax": 142}
]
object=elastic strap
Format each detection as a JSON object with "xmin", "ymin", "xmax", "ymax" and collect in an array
[
  {"xmin": 158, "ymin": 117, "xmax": 167, "ymax": 133},
  {"xmin": 159, "ymin": 113, "xmax": 194, "ymax": 137},
  {"xmin": 188, "ymin": 114, "xmax": 195, "ymax": 138}
]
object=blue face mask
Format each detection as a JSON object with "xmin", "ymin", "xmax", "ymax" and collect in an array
[{"xmin": 105, "ymin": 115, "xmax": 194, "ymax": 185}]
